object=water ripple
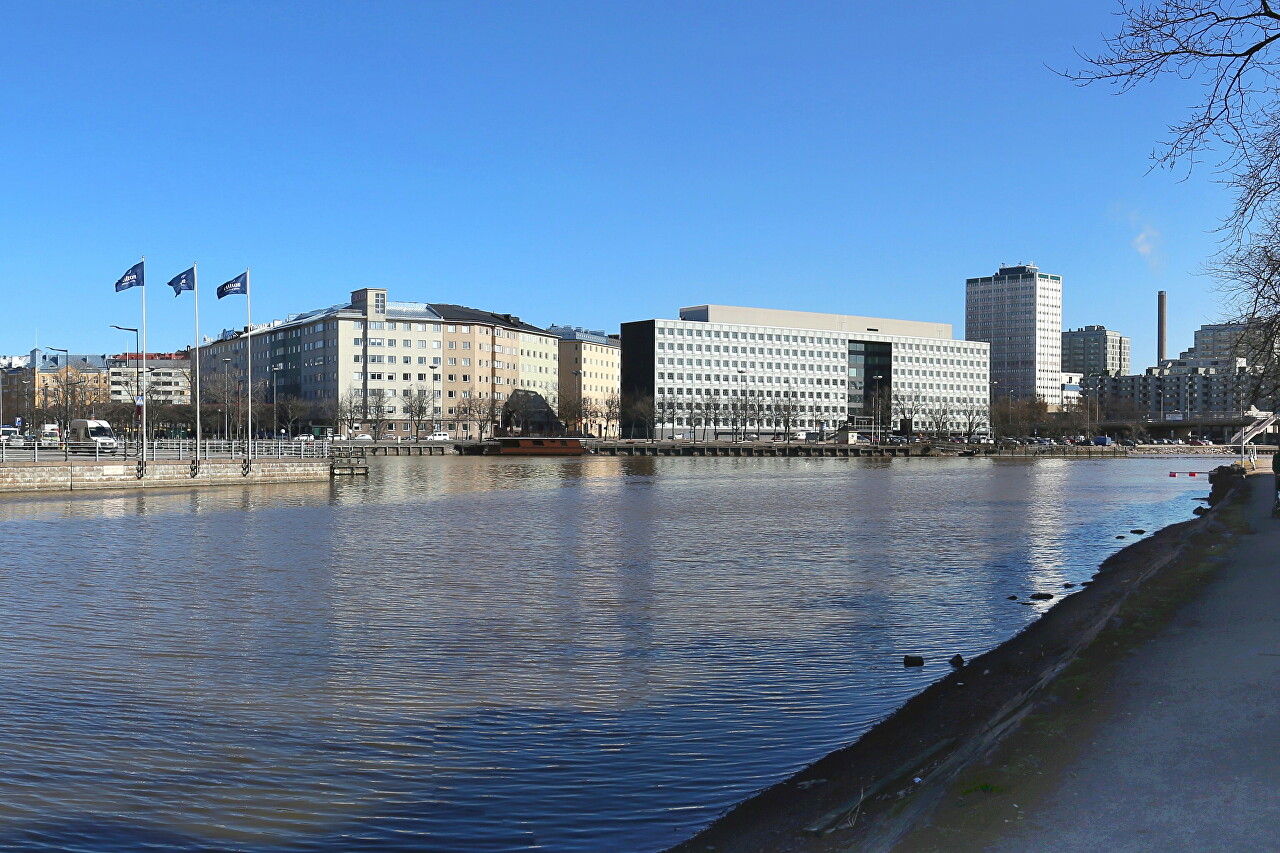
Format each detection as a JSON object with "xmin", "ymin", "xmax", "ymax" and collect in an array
[{"xmin": 0, "ymin": 456, "xmax": 1202, "ymax": 851}]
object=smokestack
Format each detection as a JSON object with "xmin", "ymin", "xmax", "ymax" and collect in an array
[{"xmin": 1157, "ymin": 290, "xmax": 1167, "ymax": 363}]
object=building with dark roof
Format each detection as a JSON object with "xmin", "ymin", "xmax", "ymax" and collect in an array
[{"xmin": 195, "ymin": 288, "xmax": 559, "ymax": 438}]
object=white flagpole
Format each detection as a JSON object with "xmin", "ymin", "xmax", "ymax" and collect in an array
[
  {"xmin": 245, "ymin": 269, "xmax": 252, "ymax": 461},
  {"xmin": 193, "ymin": 263, "xmax": 201, "ymax": 462},
  {"xmin": 140, "ymin": 256, "xmax": 148, "ymax": 464}
]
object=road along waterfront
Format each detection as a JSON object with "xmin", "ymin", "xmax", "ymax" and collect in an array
[{"xmin": 0, "ymin": 455, "xmax": 1211, "ymax": 851}]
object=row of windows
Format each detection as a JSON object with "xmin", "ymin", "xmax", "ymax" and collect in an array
[{"xmin": 658, "ymin": 326, "xmax": 841, "ymax": 346}]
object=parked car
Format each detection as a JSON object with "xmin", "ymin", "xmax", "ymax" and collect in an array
[
  {"xmin": 352, "ymin": 434, "xmax": 373, "ymax": 441},
  {"xmin": 293, "ymin": 434, "xmax": 315, "ymax": 442},
  {"xmin": 427, "ymin": 432, "xmax": 452, "ymax": 441}
]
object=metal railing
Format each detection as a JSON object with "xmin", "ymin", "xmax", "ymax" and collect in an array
[{"xmin": 0, "ymin": 439, "xmax": 333, "ymax": 464}]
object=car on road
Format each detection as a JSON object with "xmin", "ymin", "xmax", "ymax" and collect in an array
[
  {"xmin": 427, "ymin": 432, "xmax": 452, "ymax": 441},
  {"xmin": 292, "ymin": 434, "xmax": 315, "ymax": 442},
  {"xmin": 352, "ymin": 434, "xmax": 373, "ymax": 441}
]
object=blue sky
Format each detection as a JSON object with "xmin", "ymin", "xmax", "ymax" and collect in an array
[{"xmin": 0, "ymin": 1, "xmax": 1234, "ymax": 365}]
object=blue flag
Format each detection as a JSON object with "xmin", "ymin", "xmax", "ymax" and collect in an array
[
  {"xmin": 217, "ymin": 271, "xmax": 248, "ymax": 299},
  {"xmin": 114, "ymin": 261, "xmax": 144, "ymax": 292},
  {"xmin": 168, "ymin": 266, "xmax": 195, "ymax": 297}
]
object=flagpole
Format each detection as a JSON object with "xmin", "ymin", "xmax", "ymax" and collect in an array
[
  {"xmin": 140, "ymin": 256, "xmax": 148, "ymax": 465},
  {"xmin": 193, "ymin": 263, "xmax": 201, "ymax": 464},
  {"xmin": 245, "ymin": 268, "xmax": 252, "ymax": 462}
]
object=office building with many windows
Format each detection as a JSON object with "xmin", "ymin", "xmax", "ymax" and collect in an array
[
  {"xmin": 966, "ymin": 263, "xmax": 1063, "ymax": 407},
  {"xmin": 620, "ymin": 304, "xmax": 989, "ymax": 439}
]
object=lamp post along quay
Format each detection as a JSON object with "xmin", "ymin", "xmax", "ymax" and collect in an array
[
  {"xmin": 48, "ymin": 348, "xmax": 70, "ymax": 433},
  {"xmin": 110, "ymin": 325, "xmax": 140, "ymax": 444},
  {"xmin": 222, "ymin": 358, "xmax": 232, "ymax": 440}
]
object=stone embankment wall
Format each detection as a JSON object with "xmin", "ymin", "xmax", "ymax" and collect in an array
[{"xmin": 0, "ymin": 459, "xmax": 331, "ymax": 493}]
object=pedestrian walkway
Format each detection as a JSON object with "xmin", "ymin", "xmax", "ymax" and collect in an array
[{"xmin": 896, "ymin": 470, "xmax": 1280, "ymax": 852}]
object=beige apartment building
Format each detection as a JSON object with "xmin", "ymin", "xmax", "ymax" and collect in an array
[
  {"xmin": 550, "ymin": 326, "xmax": 621, "ymax": 436},
  {"xmin": 196, "ymin": 289, "xmax": 559, "ymax": 438}
]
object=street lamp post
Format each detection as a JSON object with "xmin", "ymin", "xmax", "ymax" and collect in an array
[
  {"xmin": 871, "ymin": 374, "xmax": 884, "ymax": 444},
  {"xmin": 48, "ymin": 348, "xmax": 72, "ymax": 432},
  {"xmin": 272, "ymin": 364, "xmax": 283, "ymax": 438},
  {"xmin": 571, "ymin": 370, "xmax": 582, "ymax": 435},
  {"xmin": 110, "ymin": 325, "xmax": 140, "ymax": 442},
  {"xmin": 222, "ymin": 358, "xmax": 232, "ymax": 440}
]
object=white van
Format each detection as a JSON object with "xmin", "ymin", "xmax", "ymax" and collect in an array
[
  {"xmin": 0, "ymin": 426, "xmax": 17, "ymax": 445},
  {"xmin": 66, "ymin": 419, "xmax": 117, "ymax": 453},
  {"xmin": 427, "ymin": 432, "xmax": 451, "ymax": 442}
]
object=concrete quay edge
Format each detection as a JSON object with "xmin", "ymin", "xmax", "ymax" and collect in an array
[{"xmin": 0, "ymin": 458, "xmax": 331, "ymax": 493}]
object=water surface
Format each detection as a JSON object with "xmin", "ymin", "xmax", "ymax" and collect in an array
[{"xmin": 0, "ymin": 456, "xmax": 1206, "ymax": 851}]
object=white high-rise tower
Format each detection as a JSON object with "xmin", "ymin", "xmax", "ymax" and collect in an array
[{"xmin": 965, "ymin": 263, "xmax": 1063, "ymax": 407}]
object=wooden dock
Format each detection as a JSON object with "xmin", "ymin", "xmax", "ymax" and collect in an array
[
  {"xmin": 588, "ymin": 441, "xmax": 1130, "ymax": 458},
  {"xmin": 359, "ymin": 443, "xmax": 450, "ymax": 456}
]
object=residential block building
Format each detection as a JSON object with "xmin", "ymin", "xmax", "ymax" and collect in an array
[
  {"xmin": 621, "ymin": 304, "xmax": 990, "ymax": 439},
  {"xmin": 549, "ymin": 326, "xmax": 621, "ymax": 436},
  {"xmin": 108, "ymin": 352, "xmax": 192, "ymax": 405},
  {"xmin": 966, "ymin": 263, "xmax": 1063, "ymax": 406},
  {"xmin": 1085, "ymin": 356, "xmax": 1252, "ymax": 420},
  {"xmin": 196, "ymin": 288, "xmax": 559, "ymax": 438},
  {"xmin": 1188, "ymin": 322, "xmax": 1248, "ymax": 360},
  {"xmin": 1062, "ymin": 326, "xmax": 1130, "ymax": 377}
]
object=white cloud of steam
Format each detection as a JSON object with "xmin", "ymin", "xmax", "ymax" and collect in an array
[{"xmin": 1131, "ymin": 221, "xmax": 1163, "ymax": 272}]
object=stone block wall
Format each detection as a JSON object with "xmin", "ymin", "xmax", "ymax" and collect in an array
[{"xmin": 0, "ymin": 459, "xmax": 332, "ymax": 493}]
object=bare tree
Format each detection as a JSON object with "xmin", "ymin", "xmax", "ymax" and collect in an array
[
  {"xmin": 1072, "ymin": 3, "xmax": 1280, "ymax": 395},
  {"xmin": 275, "ymin": 395, "xmax": 310, "ymax": 438},
  {"xmin": 924, "ymin": 399, "xmax": 954, "ymax": 439},
  {"xmin": 403, "ymin": 387, "xmax": 432, "ymax": 439},
  {"xmin": 622, "ymin": 390, "xmax": 655, "ymax": 439},
  {"xmin": 558, "ymin": 393, "xmax": 585, "ymax": 435},
  {"xmin": 772, "ymin": 392, "xmax": 801, "ymax": 440},
  {"xmin": 892, "ymin": 391, "xmax": 928, "ymax": 437},
  {"xmin": 956, "ymin": 400, "xmax": 988, "ymax": 442},
  {"xmin": 602, "ymin": 391, "xmax": 622, "ymax": 439},
  {"xmin": 1068, "ymin": 2, "xmax": 1280, "ymax": 235},
  {"xmin": 743, "ymin": 394, "xmax": 768, "ymax": 438},
  {"xmin": 456, "ymin": 389, "xmax": 501, "ymax": 439},
  {"xmin": 654, "ymin": 393, "xmax": 675, "ymax": 439},
  {"xmin": 334, "ymin": 388, "xmax": 362, "ymax": 437}
]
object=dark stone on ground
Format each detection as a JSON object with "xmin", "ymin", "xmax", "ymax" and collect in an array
[
  {"xmin": 1030, "ymin": 592, "xmax": 1055, "ymax": 600},
  {"xmin": 1131, "ymin": 529, "xmax": 1146, "ymax": 534},
  {"xmin": 949, "ymin": 654, "xmax": 965, "ymax": 668}
]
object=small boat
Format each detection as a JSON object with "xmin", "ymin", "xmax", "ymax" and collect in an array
[{"xmin": 483, "ymin": 437, "xmax": 586, "ymax": 456}]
